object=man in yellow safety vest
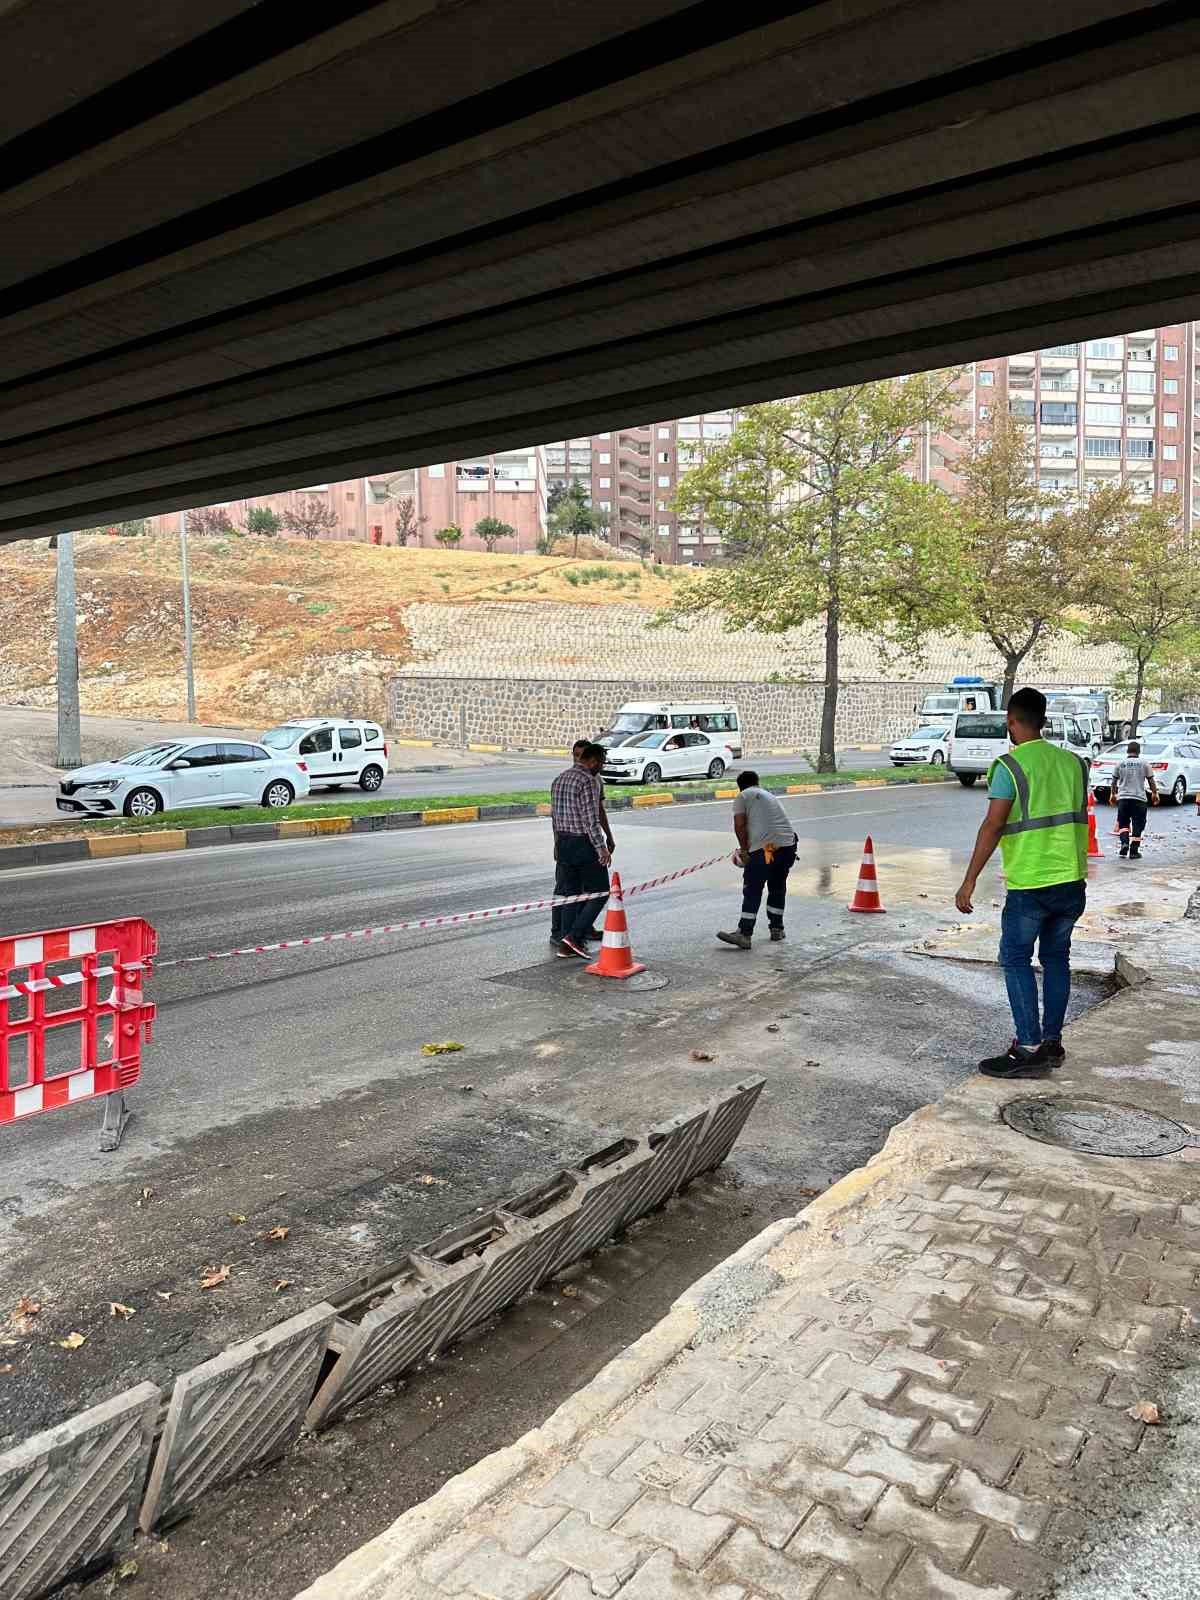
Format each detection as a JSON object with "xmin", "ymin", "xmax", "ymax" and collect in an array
[{"xmin": 954, "ymin": 686, "xmax": 1090, "ymax": 1078}]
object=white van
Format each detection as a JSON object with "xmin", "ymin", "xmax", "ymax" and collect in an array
[
  {"xmin": 260, "ymin": 718, "xmax": 389, "ymax": 792},
  {"xmin": 1043, "ymin": 713, "xmax": 1094, "ymax": 759},
  {"xmin": 947, "ymin": 710, "xmax": 1008, "ymax": 786},
  {"xmin": 599, "ymin": 701, "xmax": 742, "ymax": 759}
]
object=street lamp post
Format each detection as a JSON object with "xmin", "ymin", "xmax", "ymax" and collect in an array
[
  {"xmin": 54, "ymin": 531, "xmax": 82, "ymax": 769},
  {"xmin": 179, "ymin": 509, "xmax": 196, "ymax": 722}
]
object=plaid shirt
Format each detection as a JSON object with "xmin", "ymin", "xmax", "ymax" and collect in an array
[{"xmin": 550, "ymin": 764, "xmax": 606, "ymax": 853}]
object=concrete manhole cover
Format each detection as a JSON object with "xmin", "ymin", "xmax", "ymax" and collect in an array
[{"xmin": 1002, "ymin": 1096, "xmax": 1195, "ymax": 1158}]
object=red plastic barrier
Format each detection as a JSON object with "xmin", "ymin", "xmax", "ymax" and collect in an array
[{"xmin": 0, "ymin": 918, "xmax": 156, "ymax": 1148}]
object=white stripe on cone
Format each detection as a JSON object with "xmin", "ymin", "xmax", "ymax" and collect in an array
[{"xmin": 602, "ymin": 931, "xmax": 631, "ymax": 948}]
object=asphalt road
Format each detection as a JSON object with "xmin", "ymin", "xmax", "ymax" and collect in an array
[{"xmin": 4, "ymin": 783, "xmax": 1195, "ymax": 1600}]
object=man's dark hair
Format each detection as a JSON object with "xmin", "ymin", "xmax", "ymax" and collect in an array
[
  {"xmin": 736, "ymin": 770, "xmax": 760, "ymax": 791},
  {"xmin": 1007, "ymin": 687, "xmax": 1047, "ymax": 730},
  {"xmin": 581, "ymin": 742, "xmax": 607, "ymax": 764},
  {"xmin": 572, "ymin": 739, "xmax": 589, "ymax": 757},
  {"xmin": 1128, "ymin": 740, "xmax": 1141, "ymax": 756}
]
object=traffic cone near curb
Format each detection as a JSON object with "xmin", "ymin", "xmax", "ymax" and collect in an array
[
  {"xmin": 848, "ymin": 835, "xmax": 886, "ymax": 913},
  {"xmin": 1087, "ymin": 791, "xmax": 1104, "ymax": 859},
  {"xmin": 586, "ymin": 873, "xmax": 647, "ymax": 978}
]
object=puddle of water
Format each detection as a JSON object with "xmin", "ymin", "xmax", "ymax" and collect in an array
[{"xmin": 1105, "ymin": 900, "xmax": 1178, "ymax": 921}]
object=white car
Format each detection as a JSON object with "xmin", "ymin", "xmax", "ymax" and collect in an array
[
  {"xmin": 1090, "ymin": 739, "xmax": 1200, "ymax": 807},
  {"xmin": 1137, "ymin": 713, "xmax": 1200, "ymax": 741},
  {"xmin": 602, "ymin": 730, "xmax": 734, "ymax": 784},
  {"xmin": 260, "ymin": 718, "xmax": 389, "ymax": 792},
  {"xmin": 55, "ymin": 738, "xmax": 311, "ymax": 819},
  {"xmin": 890, "ymin": 726, "xmax": 949, "ymax": 766}
]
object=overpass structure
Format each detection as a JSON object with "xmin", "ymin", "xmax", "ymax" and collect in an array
[{"xmin": 2, "ymin": 0, "xmax": 1199, "ymax": 542}]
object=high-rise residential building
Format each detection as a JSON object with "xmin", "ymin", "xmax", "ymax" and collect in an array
[
  {"xmin": 913, "ymin": 324, "xmax": 1197, "ymax": 530},
  {"xmin": 546, "ymin": 411, "xmax": 738, "ymax": 562},
  {"xmin": 415, "ymin": 445, "xmax": 547, "ymax": 552}
]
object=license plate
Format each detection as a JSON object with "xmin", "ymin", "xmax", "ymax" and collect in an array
[{"xmin": 56, "ymin": 799, "xmax": 76, "ymax": 812}]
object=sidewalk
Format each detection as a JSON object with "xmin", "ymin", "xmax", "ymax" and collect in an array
[{"xmin": 296, "ymin": 886, "xmax": 1200, "ymax": 1600}]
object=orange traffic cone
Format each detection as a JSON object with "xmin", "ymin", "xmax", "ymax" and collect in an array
[
  {"xmin": 1087, "ymin": 792, "xmax": 1104, "ymax": 859},
  {"xmin": 586, "ymin": 873, "xmax": 647, "ymax": 978},
  {"xmin": 848, "ymin": 835, "xmax": 886, "ymax": 913}
]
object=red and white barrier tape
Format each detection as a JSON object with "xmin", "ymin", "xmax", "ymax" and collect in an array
[{"xmin": 0, "ymin": 854, "xmax": 726, "ymax": 999}]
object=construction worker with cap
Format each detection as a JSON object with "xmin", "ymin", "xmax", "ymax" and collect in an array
[
  {"xmin": 1112, "ymin": 740, "xmax": 1158, "ymax": 860},
  {"xmin": 954, "ymin": 686, "xmax": 1090, "ymax": 1079},
  {"xmin": 716, "ymin": 770, "xmax": 798, "ymax": 949}
]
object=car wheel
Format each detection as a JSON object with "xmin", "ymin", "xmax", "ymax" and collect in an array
[
  {"xmin": 707, "ymin": 758, "xmax": 726, "ymax": 779},
  {"xmin": 930, "ymin": 749, "xmax": 945, "ymax": 766},
  {"xmin": 1171, "ymin": 775, "xmax": 1187, "ymax": 806},
  {"xmin": 642, "ymin": 763, "xmax": 662, "ymax": 786},
  {"xmin": 360, "ymin": 764, "xmax": 384, "ymax": 792},
  {"xmin": 262, "ymin": 780, "xmax": 295, "ymax": 809},
  {"xmin": 123, "ymin": 787, "xmax": 162, "ymax": 818},
  {"xmin": 957, "ymin": 773, "xmax": 978, "ymax": 787}
]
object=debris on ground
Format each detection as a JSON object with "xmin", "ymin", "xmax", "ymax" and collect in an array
[
  {"xmin": 1128, "ymin": 1399, "xmax": 1163, "ymax": 1425},
  {"xmin": 109, "ymin": 1302, "xmax": 136, "ymax": 1320},
  {"xmin": 264, "ymin": 1226, "xmax": 290, "ymax": 1242},
  {"xmin": 422, "ymin": 1041, "xmax": 465, "ymax": 1055},
  {"xmin": 199, "ymin": 1265, "xmax": 231, "ymax": 1290},
  {"xmin": 690, "ymin": 1050, "xmax": 715, "ymax": 1062},
  {"xmin": 57, "ymin": 1332, "xmax": 87, "ymax": 1349}
]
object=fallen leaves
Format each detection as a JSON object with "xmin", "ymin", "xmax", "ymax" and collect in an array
[
  {"xmin": 414, "ymin": 1175, "xmax": 447, "ymax": 1187},
  {"xmin": 155, "ymin": 1291, "xmax": 172, "ymax": 1303},
  {"xmin": 421, "ymin": 1040, "xmax": 465, "ymax": 1055},
  {"xmin": 136, "ymin": 1186, "xmax": 154, "ymax": 1206},
  {"xmin": 690, "ymin": 1050, "xmax": 715, "ymax": 1062},
  {"xmin": 10, "ymin": 1295, "xmax": 41, "ymax": 1335},
  {"xmin": 1128, "ymin": 1399, "xmax": 1162, "ymax": 1425},
  {"xmin": 58, "ymin": 1332, "xmax": 87, "ymax": 1350},
  {"xmin": 273, "ymin": 1280, "xmax": 292, "ymax": 1294},
  {"xmin": 199, "ymin": 1265, "xmax": 231, "ymax": 1291},
  {"xmin": 109, "ymin": 1302, "xmax": 137, "ymax": 1320},
  {"xmin": 264, "ymin": 1225, "xmax": 290, "ymax": 1242},
  {"xmin": 228, "ymin": 1213, "xmax": 247, "ymax": 1225},
  {"xmin": 559, "ymin": 1284, "xmax": 580, "ymax": 1299}
]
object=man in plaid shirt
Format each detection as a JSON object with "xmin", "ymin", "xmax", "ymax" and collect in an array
[{"xmin": 550, "ymin": 742, "xmax": 611, "ymax": 958}]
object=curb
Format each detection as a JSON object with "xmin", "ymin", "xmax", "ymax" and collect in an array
[{"xmin": 0, "ymin": 776, "xmax": 952, "ymax": 873}]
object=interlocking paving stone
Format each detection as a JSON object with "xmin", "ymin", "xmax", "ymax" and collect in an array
[
  {"xmin": 704, "ymin": 1527, "xmax": 828, "ymax": 1599},
  {"xmin": 693, "ymin": 1466, "xmax": 809, "ymax": 1549},
  {"xmin": 940, "ymin": 1468, "xmax": 1052, "ymax": 1544},
  {"xmin": 868, "ymin": 1485, "xmax": 979, "ymax": 1567},
  {"xmin": 615, "ymin": 1492, "xmax": 733, "ymax": 1568},
  {"xmin": 887, "ymin": 1551, "xmax": 1017, "ymax": 1600}
]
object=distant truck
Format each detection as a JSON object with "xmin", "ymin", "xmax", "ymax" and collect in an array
[
  {"xmin": 1044, "ymin": 688, "xmax": 1133, "ymax": 745},
  {"xmin": 915, "ymin": 677, "xmax": 1003, "ymax": 726}
]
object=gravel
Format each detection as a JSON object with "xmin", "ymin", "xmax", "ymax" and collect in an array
[{"xmin": 690, "ymin": 1259, "xmax": 783, "ymax": 1343}]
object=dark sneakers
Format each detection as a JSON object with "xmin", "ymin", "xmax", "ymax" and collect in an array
[
  {"xmin": 769, "ymin": 928, "xmax": 786, "ymax": 943},
  {"xmin": 978, "ymin": 1042, "xmax": 1051, "ymax": 1078},
  {"xmin": 717, "ymin": 930, "xmax": 753, "ymax": 950},
  {"xmin": 1041, "ymin": 1038, "xmax": 1066, "ymax": 1064}
]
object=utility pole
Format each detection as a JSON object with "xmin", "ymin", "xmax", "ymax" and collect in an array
[
  {"xmin": 178, "ymin": 508, "xmax": 196, "ymax": 721},
  {"xmin": 54, "ymin": 531, "xmax": 82, "ymax": 769}
]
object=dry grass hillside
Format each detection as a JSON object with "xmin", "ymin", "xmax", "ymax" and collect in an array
[{"xmin": 0, "ymin": 534, "xmax": 681, "ymax": 725}]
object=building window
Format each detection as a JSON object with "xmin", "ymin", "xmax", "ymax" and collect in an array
[
  {"xmin": 1043, "ymin": 344, "xmax": 1080, "ymax": 356},
  {"xmin": 1083, "ymin": 403, "xmax": 1119, "ymax": 425},
  {"xmin": 1162, "ymin": 477, "xmax": 1178, "ymax": 491},
  {"xmin": 1163, "ymin": 378, "xmax": 1179, "ymax": 394},
  {"xmin": 1163, "ymin": 411, "xmax": 1178, "ymax": 428},
  {"xmin": 1164, "ymin": 344, "xmax": 1179, "ymax": 361},
  {"xmin": 657, "ymin": 476, "xmax": 671, "ymax": 488},
  {"xmin": 658, "ymin": 451, "xmax": 671, "ymax": 463},
  {"xmin": 598, "ymin": 453, "xmax": 610, "ymax": 464},
  {"xmin": 1085, "ymin": 340, "xmax": 1121, "ymax": 359},
  {"xmin": 1042, "ymin": 402, "xmax": 1079, "ymax": 424},
  {"xmin": 978, "ymin": 370, "xmax": 995, "ymax": 386},
  {"xmin": 658, "ymin": 428, "xmax": 671, "ymax": 438},
  {"xmin": 1009, "ymin": 399, "xmax": 1035, "ymax": 418},
  {"xmin": 978, "ymin": 404, "xmax": 991, "ymax": 419},
  {"xmin": 1126, "ymin": 439, "xmax": 1155, "ymax": 459},
  {"xmin": 1084, "ymin": 437, "xmax": 1120, "ymax": 457},
  {"xmin": 598, "ymin": 500, "xmax": 610, "ymax": 511},
  {"xmin": 1163, "ymin": 444, "xmax": 1178, "ymax": 461},
  {"xmin": 598, "ymin": 477, "xmax": 610, "ymax": 488},
  {"xmin": 658, "ymin": 500, "xmax": 669, "ymax": 511},
  {"xmin": 658, "ymin": 524, "xmax": 671, "ymax": 536},
  {"xmin": 1126, "ymin": 371, "xmax": 1155, "ymax": 392},
  {"xmin": 598, "ymin": 432, "xmax": 610, "ymax": 439},
  {"xmin": 427, "ymin": 463, "xmax": 445, "ymax": 477}
]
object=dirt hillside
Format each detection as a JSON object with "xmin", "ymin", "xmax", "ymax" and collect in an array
[{"xmin": 0, "ymin": 534, "xmax": 679, "ymax": 726}]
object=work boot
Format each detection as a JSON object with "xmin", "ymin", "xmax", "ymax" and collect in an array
[
  {"xmin": 1129, "ymin": 844, "xmax": 1142, "ymax": 860},
  {"xmin": 717, "ymin": 930, "xmax": 752, "ymax": 950},
  {"xmin": 769, "ymin": 927, "xmax": 786, "ymax": 942},
  {"xmin": 1119, "ymin": 843, "xmax": 1129, "ymax": 858},
  {"xmin": 977, "ymin": 1042, "xmax": 1049, "ymax": 1079}
]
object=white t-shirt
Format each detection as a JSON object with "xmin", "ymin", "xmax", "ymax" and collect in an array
[{"xmin": 732, "ymin": 786, "xmax": 797, "ymax": 853}]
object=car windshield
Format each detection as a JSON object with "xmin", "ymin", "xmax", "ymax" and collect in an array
[
  {"xmin": 912, "ymin": 727, "xmax": 945, "ymax": 740},
  {"xmin": 955, "ymin": 714, "xmax": 1007, "ymax": 739},
  {"xmin": 1140, "ymin": 742, "xmax": 1169, "ymax": 756},
  {"xmin": 608, "ymin": 713, "xmax": 658, "ymax": 734},
  {"xmin": 627, "ymin": 732, "xmax": 669, "ymax": 749},
  {"xmin": 261, "ymin": 725, "xmax": 305, "ymax": 749},
  {"xmin": 118, "ymin": 743, "xmax": 185, "ymax": 768},
  {"xmin": 924, "ymin": 696, "xmax": 961, "ymax": 711}
]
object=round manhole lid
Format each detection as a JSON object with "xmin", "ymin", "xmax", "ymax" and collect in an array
[
  {"xmin": 612, "ymin": 970, "xmax": 671, "ymax": 993},
  {"xmin": 1002, "ymin": 1096, "xmax": 1194, "ymax": 1158}
]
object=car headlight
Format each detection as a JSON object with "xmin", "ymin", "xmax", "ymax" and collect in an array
[{"xmin": 81, "ymin": 779, "xmax": 120, "ymax": 793}]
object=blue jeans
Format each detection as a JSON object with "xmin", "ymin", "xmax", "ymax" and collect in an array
[{"xmin": 998, "ymin": 880, "xmax": 1086, "ymax": 1047}]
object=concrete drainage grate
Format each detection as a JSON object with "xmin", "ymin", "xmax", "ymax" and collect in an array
[{"xmin": 1002, "ymin": 1096, "xmax": 1196, "ymax": 1158}]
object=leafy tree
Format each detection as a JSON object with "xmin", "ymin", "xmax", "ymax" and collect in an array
[
  {"xmin": 659, "ymin": 378, "xmax": 963, "ymax": 771},
  {"xmin": 549, "ymin": 480, "xmax": 605, "ymax": 558},
  {"xmin": 434, "ymin": 523, "xmax": 463, "ymax": 549},
  {"xmin": 187, "ymin": 507, "xmax": 236, "ymax": 537},
  {"xmin": 110, "ymin": 519, "xmax": 149, "ymax": 537},
  {"xmin": 474, "ymin": 516, "xmax": 516, "ymax": 553},
  {"xmin": 954, "ymin": 411, "xmax": 1128, "ymax": 705},
  {"xmin": 243, "ymin": 506, "xmax": 282, "ymax": 536},
  {"xmin": 1086, "ymin": 496, "xmax": 1200, "ymax": 733},
  {"xmin": 283, "ymin": 496, "xmax": 340, "ymax": 540},
  {"xmin": 546, "ymin": 482, "xmax": 570, "ymax": 516},
  {"xmin": 394, "ymin": 496, "xmax": 425, "ymax": 547}
]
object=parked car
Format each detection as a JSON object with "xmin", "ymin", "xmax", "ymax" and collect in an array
[
  {"xmin": 947, "ymin": 710, "xmax": 1009, "ymax": 786},
  {"xmin": 1090, "ymin": 739, "xmax": 1200, "ymax": 807},
  {"xmin": 260, "ymin": 718, "xmax": 389, "ymax": 792},
  {"xmin": 55, "ymin": 739, "xmax": 311, "ymax": 819},
  {"xmin": 602, "ymin": 730, "xmax": 734, "ymax": 784},
  {"xmin": 889, "ymin": 726, "xmax": 950, "ymax": 767},
  {"xmin": 1136, "ymin": 712, "xmax": 1200, "ymax": 741},
  {"xmin": 598, "ymin": 701, "xmax": 743, "ymax": 759}
]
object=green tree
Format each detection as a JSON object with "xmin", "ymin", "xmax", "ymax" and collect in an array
[
  {"xmin": 954, "ymin": 411, "xmax": 1127, "ymax": 705},
  {"xmin": 549, "ymin": 480, "xmax": 605, "ymax": 557},
  {"xmin": 394, "ymin": 496, "xmax": 425, "ymax": 547},
  {"xmin": 282, "ymin": 496, "xmax": 340, "ymax": 540},
  {"xmin": 1086, "ymin": 496, "xmax": 1200, "ymax": 733},
  {"xmin": 243, "ymin": 506, "xmax": 282, "ymax": 536},
  {"xmin": 659, "ymin": 378, "xmax": 963, "ymax": 771},
  {"xmin": 474, "ymin": 516, "xmax": 516, "ymax": 553},
  {"xmin": 434, "ymin": 523, "xmax": 463, "ymax": 549}
]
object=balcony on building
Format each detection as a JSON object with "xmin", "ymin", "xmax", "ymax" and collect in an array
[{"xmin": 1039, "ymin": 348, "xmax": 1080, "ymax": 370}]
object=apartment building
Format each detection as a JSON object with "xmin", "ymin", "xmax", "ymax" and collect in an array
[
  {"xmin": 414, "ymin": 445, "xmax": 547, "ymax": 552},
  {"xmin": 545, "ymin": 411, "xmax": 737, "ymax": 562},
  {"xmin": 914, "ymin": 324, "xmax": 1198, "ymax": 529}
]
